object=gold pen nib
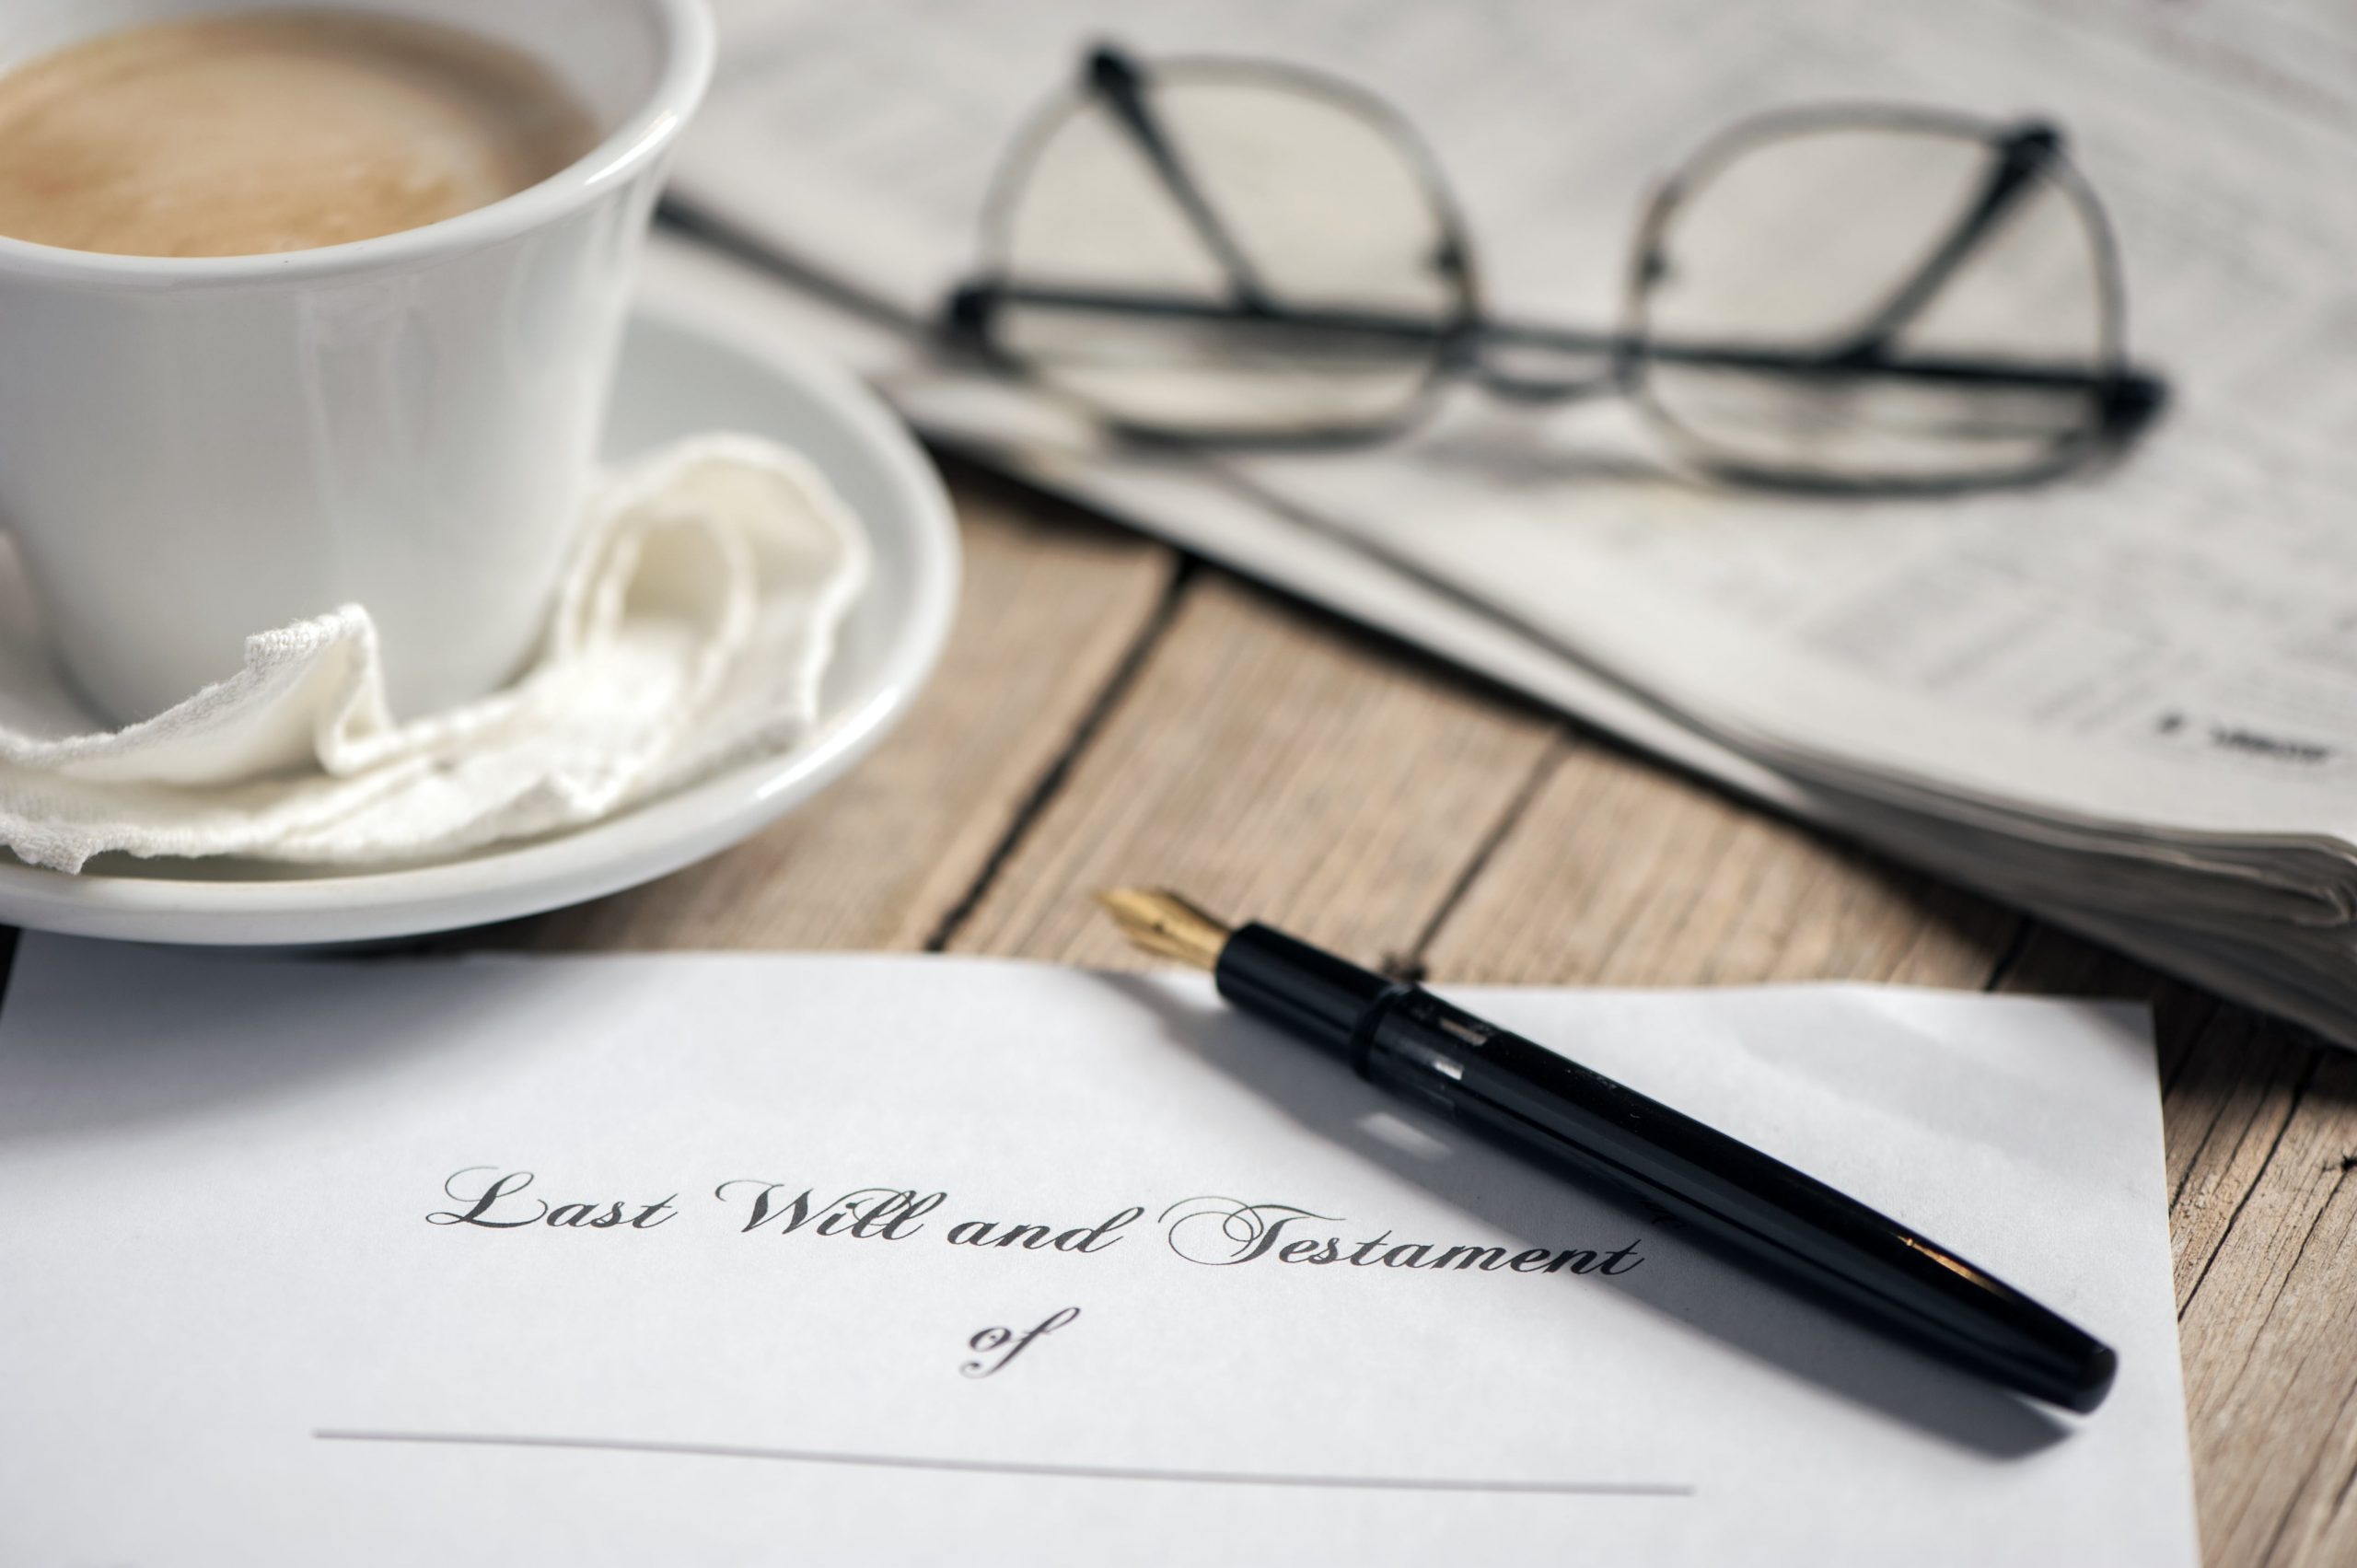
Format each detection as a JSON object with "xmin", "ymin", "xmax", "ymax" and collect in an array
[{"xmin": 1094, "ymin": 888, "xmax": 1233, "ymax": 970}]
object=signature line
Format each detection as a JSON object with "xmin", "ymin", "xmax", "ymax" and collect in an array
[{"xmin": 313, "ymin": 1429, "xmax": 1692, "ymax": 1497}]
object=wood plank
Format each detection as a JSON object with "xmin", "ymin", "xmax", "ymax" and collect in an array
[
  {"xmin": 940, "ymin": 571, "xmax": 1558, "ymax": 968},
  {"xmin": 508, "ymin": 470, "xmax": 1174, "ymax": 952},
  {"xmin": 2173, "ymin": 1051, "xmax": 2357, "ymax": 1568},
  {"xmin": 1422, "ymin": 733, "xmax": 2018, "ymax": 989}
]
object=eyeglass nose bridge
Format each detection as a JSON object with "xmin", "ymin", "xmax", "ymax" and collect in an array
[{"xmin": 1455, "ymin": 321, "xmax": 1642, "ymax": 405}]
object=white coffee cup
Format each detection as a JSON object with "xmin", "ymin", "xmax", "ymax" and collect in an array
[{"xmin": 0, "ymin": 0, "xmax": 714, "ymax": 725}]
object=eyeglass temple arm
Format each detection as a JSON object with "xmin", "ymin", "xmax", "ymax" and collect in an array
[
  {"xmin": 944, "ymin": 282, "xmax": 2167, "ymax": 436},
  {"xmin": 1821, "ymin": 122, "xmax": 2060, "ymax": 363},
  {"xmin": 1084, "ymin": 44, "xmax": 1276, "ymax": 314}
]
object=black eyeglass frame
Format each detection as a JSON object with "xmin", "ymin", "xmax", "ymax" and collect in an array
[{"xmin": 943, "ymin": 45, "xmax": 2168, "ymax": 494}]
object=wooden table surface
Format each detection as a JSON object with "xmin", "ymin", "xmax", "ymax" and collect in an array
[{"xmin": 497, "ymin": 465, "xmax": 2356, "ymax": 1567}]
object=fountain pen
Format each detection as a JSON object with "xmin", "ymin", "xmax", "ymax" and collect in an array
[{"xmin": 1097, "ymin": 888, "xmax": 2117, "ymax": 1413}]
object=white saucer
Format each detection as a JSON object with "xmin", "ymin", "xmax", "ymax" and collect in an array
[{"xmin": 0, "ymin": 253, "xmax": 959, "ymax": 946}]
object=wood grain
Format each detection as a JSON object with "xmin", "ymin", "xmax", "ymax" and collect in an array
[
  {"xmin": 1422, "ymin": 731, "xmax": 2019, "ymax": 990},
  {"xmin": 942, "ymin": 570, "xmax": 1557, "ymax": 970},
  {"xmin": 2175, "ymin": 1048, "xmax": 2357, "ymax": 1568}
]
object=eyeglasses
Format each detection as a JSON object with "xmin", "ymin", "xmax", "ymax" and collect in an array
[{"xmin": 943, "ymin": 46, "xmax": 2167, "ymax": 493}]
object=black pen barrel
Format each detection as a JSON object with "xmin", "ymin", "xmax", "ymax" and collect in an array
[
  {"xmin": 1359, "ymin": 985, "xmax": 2116, "ymax": 1413},
  {"xmin": 1211, "ymin": 923, "xmax": 2115, "ymax": 1414}
]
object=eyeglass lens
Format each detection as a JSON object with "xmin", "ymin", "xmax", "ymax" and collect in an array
[
  {"xmin": 1635, "ymin": 119, "xmax": 2117, "ymax": 486},
  {"xmin": 984, "ymin": 63, "xmax": 1467, "ymax": 438}
]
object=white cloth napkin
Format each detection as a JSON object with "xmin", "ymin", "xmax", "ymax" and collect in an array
[{"xmin": 0, "ymin": 434, "xmax": 870, "ymax": 873}]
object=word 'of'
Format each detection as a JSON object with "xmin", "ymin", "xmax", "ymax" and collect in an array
[{"xmin": 963, "ymin": 1307, "xmax": 1082, "ymax": 1378}]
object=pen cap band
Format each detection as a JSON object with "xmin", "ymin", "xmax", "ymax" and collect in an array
[{"xmin": 1213, "ymin": 923, "xmax": 1397, "ymax": 1063}]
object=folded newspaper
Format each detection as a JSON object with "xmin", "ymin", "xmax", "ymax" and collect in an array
[{"xmin": 674, "ymin": 0, "xmax": 2357, "ymax": 1043}]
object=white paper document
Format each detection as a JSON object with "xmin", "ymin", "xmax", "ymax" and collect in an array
[{"xmin": 0, "ymin": 940, "xmax": 2193, "ymax": 1564}]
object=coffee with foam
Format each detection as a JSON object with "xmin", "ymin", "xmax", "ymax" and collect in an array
[{"xmin": 0, "ymin": 9, "xmax": 598, "ymax": 258}]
